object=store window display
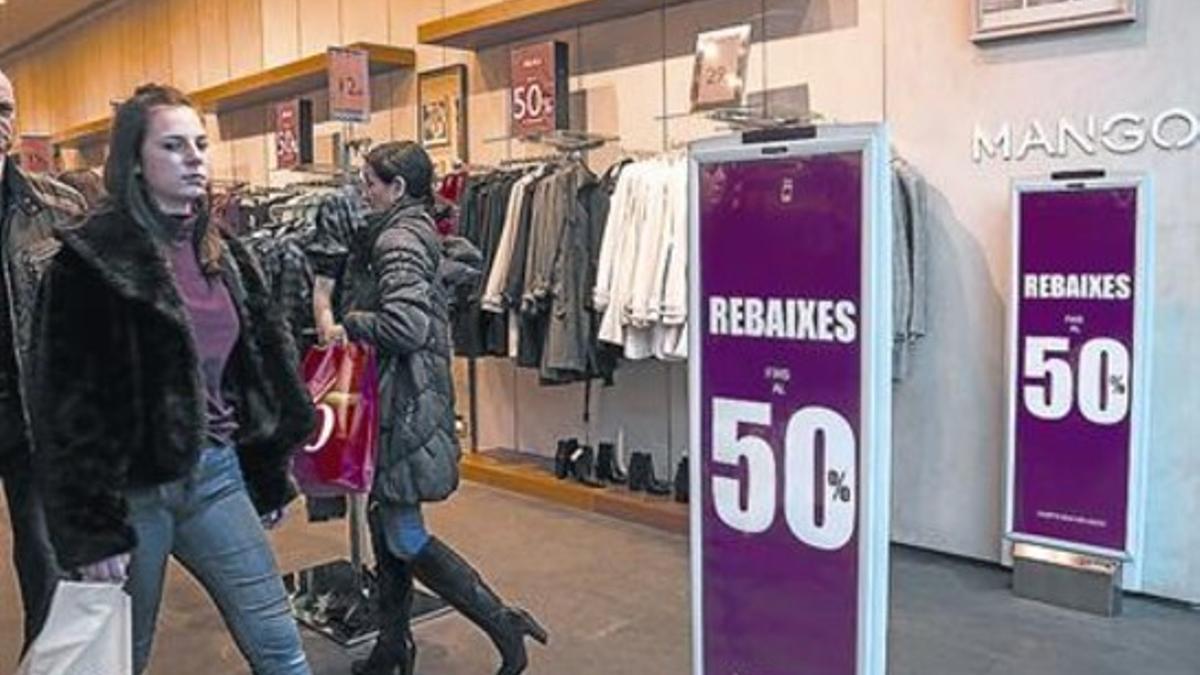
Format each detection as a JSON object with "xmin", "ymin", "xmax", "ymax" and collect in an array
[
  {"xmin": 28, "ymin": 84, "xmax": 316, "ymax": 675},
  {"xmin": 314, "ymin": 141, "xmax": 548, "ymax": 675},
  {"xmin": 0, "ymin": 67, "xmax": 87, "ymax": 656}
]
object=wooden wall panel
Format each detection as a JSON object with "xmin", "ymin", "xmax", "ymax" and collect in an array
[
  {"xmin": 224, "ymin": 106, "xmax": 269, "ymax": 185},
  {"xmin": 359, "ymin": 70, "xmax": 397, "ymax": 145},
  {"xmin": 6, "ymin": 62, "xmax": 32, "ymax": 135},
  {"xmin": 262, "ymin": 0, "xmax": 300, "ymax": 67},
  {"xmin": 169, "ymin": 0, "xmax": 201, "ymax": 92},
  {"xmin": 442, "ymin": 0, "xmax": 504, "ymax": 15},
  {"xmin": 390, "ymin": 0, "xmax": 447, "ymax": 154},
  {"xmin": 204, "ymin": 111, "xmax": 235, "ymax": 180},
  {"xmin": 343, "ymin": 0, "xmax": 389, "ymax": 45},
  {"xmin": 298, "ymin": 0, "xmax": 341, "ymax": 56},
  {"xmin": 227, "ymin": 0, "xmax": 265, "ymax": 78},
  {"xmin": 46, "ymin": 49, "xmax": 67, "ymax": 131},
  {"xmin": 18, "ymin": 62, "xmax": 47, "ymax": 134},
  {"xmin": 388, "ymin": 0, "xmax": 420, "ymax": 47},
  {"xmin": 143, "ymin": 0, "xmax": 175, "ymax": 86},
  {"xmin": 66, "ymin": 32, "xmax": 90, "ymax": 126},
  {"xmin": 198, "ymin": 0, "xmax": 232, "ymax": 87},
  {"xmin": 392, "ymin": 66, "xmax": 417, "ymax": 147},
  {"xmin": 119, "ymin": 2, "xmax": 147, "ymax": 95},
  {"xmin": 397, "ymin": 0, "xmax": 455, "ymax": 72},
  {"xmin": 33, "ymin": 60, "xmax": 53, "ymax": 133},
  {"xmin": 95, "ymin": 9, "xmax": 124, "ymax": 120}
]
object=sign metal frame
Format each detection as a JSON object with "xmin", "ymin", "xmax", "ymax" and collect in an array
[
  {"xmin": 687, "ymin": 123, "xmax": 892, "ymax": 675},
  {"xmin": 1003, "ymin": 174, "xmax": 1155, "ymax": 590}
]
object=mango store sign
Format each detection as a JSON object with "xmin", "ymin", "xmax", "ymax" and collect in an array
[{"xmin": 974, "ymin": 107, "xmax": 1200, "ymax": 163}]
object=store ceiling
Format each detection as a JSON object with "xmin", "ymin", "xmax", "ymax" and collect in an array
[{"xmin": 0, "ymin": 0, "xmax": 114, "ymax": 59}]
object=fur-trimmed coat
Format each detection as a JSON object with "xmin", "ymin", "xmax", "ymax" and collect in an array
[{"xmin": 30, "ymin": 207, "xmax": 315, "ymax": 569}]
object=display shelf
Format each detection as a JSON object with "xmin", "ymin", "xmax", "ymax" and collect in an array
[
  {"xmin": 418, "ymin": 0, "xmax": 700, "ymax": 50},
  {"xmin": 52, "ymin": 118, "xmax": 111, "ymax": 148},
  {"xmin": 460, "ymin": 449, "xmax": 687, "ymax": 535},
  {"xmin": 53, "ymin": 42, "xmax": 415, "ymax": 147}
]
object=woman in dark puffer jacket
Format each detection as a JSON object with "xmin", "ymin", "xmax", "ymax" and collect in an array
[{"xmin": 315, "ymin": 141, "xmax": 547, "ymax": 675}]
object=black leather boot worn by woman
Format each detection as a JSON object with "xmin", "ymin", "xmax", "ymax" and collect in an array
[
  {"xmin": 353, "ymin": 512, "xmax": 417, "ymax": 675},
  {"xmin": 414, "ymin": 537, "xmax": 548, "ymax": 675}
]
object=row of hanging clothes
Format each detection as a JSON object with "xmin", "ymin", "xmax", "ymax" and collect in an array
[
  {"xmin": 210, "ymin": 179, "xmax": 367, "ymax": 357},
  {"xmin": 593, "ymin": 152, "xmax": 690, "ymax": 362},
  {"xmin": 447, "ymin": 147, "xmax": 933, "ymax": 379},
  {"xmin": 448, "ymin": 149, "xmax": 694, "ymax": 386},
  {"xmin": 451, "ymin": 153, "xmax": 621, "ymax": 386}
]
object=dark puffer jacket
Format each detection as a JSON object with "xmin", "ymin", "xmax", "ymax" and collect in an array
[{"xmin": 340, "ymin": 200, "xmax": 481, "ymax": 506}]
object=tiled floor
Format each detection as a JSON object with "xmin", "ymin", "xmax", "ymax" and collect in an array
[{"xmin": 2, "ymin": 481, "xmax": 1198, "ymax": 674}]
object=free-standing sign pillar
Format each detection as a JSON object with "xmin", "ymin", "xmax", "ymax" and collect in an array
[
  {"xmin": 688, "ymin": 124, "xmax": 892, "ymax": 675},
  {"xmin": 1005, "ymin": 175, "xmax": 1154, "ymax": 589}
]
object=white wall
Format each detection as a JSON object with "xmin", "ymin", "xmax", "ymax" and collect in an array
[
  {"xmin": 479, "ymin": 0, "xmax": 1200, "ymax": 603},
  {"xmin": 885, "ymin": 0, "xmax": 1200, "ymax": 601}
]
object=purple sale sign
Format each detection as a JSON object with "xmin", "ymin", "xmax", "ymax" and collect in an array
[
  {"xmin": 689, "ymin": 128, "xmax": 891, "ymax": 675},
  {"xmin": 1008, "ymin": 180, "xmax": 1151, "ymax": 558}
]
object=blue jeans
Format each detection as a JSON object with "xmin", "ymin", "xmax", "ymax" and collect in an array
[
  {"xmin": 378, "ymin": 503, "xmax": 430, "ymax": 560},
  {"xmin": 123, "ymin": 446, "xmax": 310, "ymax": 675}
]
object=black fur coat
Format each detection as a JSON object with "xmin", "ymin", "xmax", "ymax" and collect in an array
[{"xmin": 30, "ymin": 207, "xmax": 315, "ymax": 569}]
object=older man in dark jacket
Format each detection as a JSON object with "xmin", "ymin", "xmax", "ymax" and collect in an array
[{"xmin": 0, "ymin": 67, "xmax": 87, "ymax": 654}]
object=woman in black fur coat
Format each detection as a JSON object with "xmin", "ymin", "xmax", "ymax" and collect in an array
[
  {"xmin": 30, "ymin": 84, "xmax": 315, "ymax": 675},
  {"xmin": 315, "ymin": 141, "xmax": 547, "ymax": 675}
]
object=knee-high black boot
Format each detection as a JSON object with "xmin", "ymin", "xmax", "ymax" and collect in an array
[
  {"xmin": 353, "ymin": 514, "xmax": 416, "ymax": 675},
  {"xmin": 413, "ymin": 537, "xmax": 548, "ymax": 675}
]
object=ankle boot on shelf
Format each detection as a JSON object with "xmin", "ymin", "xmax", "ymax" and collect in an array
[
  {"xmin": 354, "ymin": 515, "xmax": 417, "ymax": 675},
  {"xmin": 570, "ymin": 445, "xmax": 607, "ymax": 489},
  {"xmin": 627, "ymin": 452, "xmax": 648, "ymax": 492},
  {"xmin": 644, "ymin": 456, "xmax": 673, "ymax": 496},
  {"xmin": 595, "ymin": 442, "xmax": 627, "ymax": 484},
  {"xmin": 554, "ymin": 438, "xmax": 578, "ymax": 480},
  {"xmin": 673, "ymin": 456, "xmax": 690, "ymax": 504},
  {"xmin": 413, "ymin": 537, "xmax": 549, "ymax": 675},
  {"xmin": 629, "ymin": 452, "xmax": 672, "ymax": 496}
]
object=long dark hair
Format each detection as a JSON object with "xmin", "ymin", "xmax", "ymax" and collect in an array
[
  {"xmin": 105, "ymin": 83, "xmax": 222, "ymax": 275},
  {"xmin": 364, "ymin": 141, "xmax": 435, "ymax": 211}
]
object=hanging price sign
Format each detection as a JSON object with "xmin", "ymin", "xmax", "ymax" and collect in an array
[
  {"xmin": 690, "ymin": 24, "xmax": 751, "ymax": 112},
  {"xmin": 689, "ymin": 126, "xmax": 892, "ymax": 675},
  {"xmin": 509, "ymin": 41, "xmax": 568, "ymax": 137},
  {"xmin": 19, "ymin": 134, "xmax": 54, "ymax": 174},
  {"xmin": 328, "ymin": 46, "xmax": 370, "ymax": 123},
  {"xmin": 274, "ymin": 99, "xmax": 313, "ymax": 169},
  {"xmin": 1006, "ymin": 177, "xmax": 1154, "ymax": 561}
]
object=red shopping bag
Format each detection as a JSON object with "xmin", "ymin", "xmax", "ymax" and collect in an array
[{"xmin": 292, "ymin": 342, "xmax": 380, "ymax": 496}]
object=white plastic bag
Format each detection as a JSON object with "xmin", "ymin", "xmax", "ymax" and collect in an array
[{"xmin": 13, "ymin": 582, "xmax": 133, "ymax": 675}]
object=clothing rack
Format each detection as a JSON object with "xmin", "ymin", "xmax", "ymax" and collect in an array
[
  {"xmin": 209, "ymin": 178, "xmax": 249, "ymax": 190},
  {"xmin": 707, "ymin": 107, "xmax": 823, "ymax": 130},
  {"xmin": 499, "ymin": 135, "xmax": 616, "ymax": 167},
  {"xmin": 451, "ymin": 159, "xmax": 499, "ymax": 173},
  {"xmin": 218, "ymin": 179, "xmax": 386, "ymax": 647},
  {"xmin": 484, "ymin": 128, "xmax": 619, "ymax": 152},
  {"xmin": 615, "ymin": 148, "xmax": 662, "ymax": 160},
  {"xmin": 525, "ymin": 129, "xmax": 618, "ymax": 153},
  {"xmin": 290, "ymin": 161, "xmax": 356, "ymax": 176},
  {"xmin": 498, "ymin": 154, "xmax": 571, "ymax": 167}
]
